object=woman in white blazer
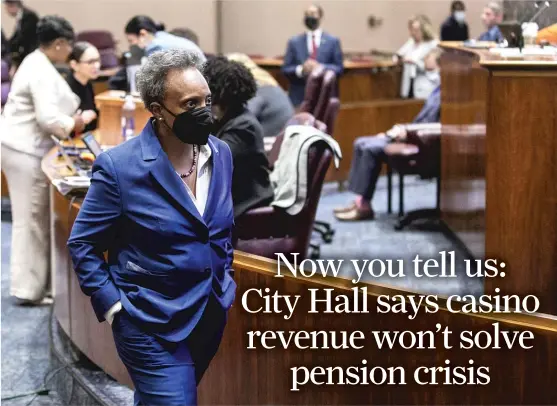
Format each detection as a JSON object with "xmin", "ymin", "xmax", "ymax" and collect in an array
[
  {"xmin": 1, "ymin": 16, "xmax": 96, "ymax": 304},
  {"xmin": 395, "ymin": 15, "xmax": 439, "ymax": 99}
]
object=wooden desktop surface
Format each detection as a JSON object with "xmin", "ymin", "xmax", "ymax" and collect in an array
[
  {"xmin": 43, "ymin": 144, "xmax": 557, "ymax": 403},
  {"xmin": 439, "ymin": 42, "xmax": 557, "ymax": 315},
  {"xmin": 253, "ymin": 57, "xmax": 402, "ymax": 104}
]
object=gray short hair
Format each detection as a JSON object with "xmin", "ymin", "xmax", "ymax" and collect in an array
[
  {"xmin": 486, "ymin": 1, "xmax": 502, "ymax": 16},
  {"xmin": 136, "ymin": 49, "xmax": 205, "ymax": 109}
]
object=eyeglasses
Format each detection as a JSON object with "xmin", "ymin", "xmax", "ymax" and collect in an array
[{"xmin": 79, "ymin": 59, "xmax": 101, "ymax": 65}]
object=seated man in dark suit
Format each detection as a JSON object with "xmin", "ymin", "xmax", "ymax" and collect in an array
[
  {"xmin": 281, "ymin": 4, "xmax": 343, "ymax": 107},
  {"xmin": 440, "ymin": 0, "xmax": 469, "ymax": 41},
  {"xmin": 3, "ymin": 0, "xmax": 39, "ymax": 67},
  {"xmin": 334, "ymin": 85, "xmax": 441, "ymax": 221},
  {"xmin": 478, "ymin": 2, "xmax": 504, "ymax": 42}
]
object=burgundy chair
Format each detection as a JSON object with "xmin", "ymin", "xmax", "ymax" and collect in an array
[
  {"xmin": 267, "ymin": 113, "xmax": 326, "ymax": 166},
  {"xmin": 322, "ymin": 97, "xmax": 340, "ymax": 137},
  {"xmin": 235, "ymin": 113, "xmax": 332, "ymax": 261},
  {"xmin": 313, "ymin": 70, "xmax": 336, "ymax": 122},
  {"xmin": 76, "ymin": 30, "xmax": 119, "ymax": 69},
  {"xmin": 384, "ymin": 126, "xmax": 441, "ymax": 230},
  {"xmin": 298, "ymin": 65, "xmax": 325, "ymax": 114},
  {"xmin": 1, "ymin": 59, "xmax": 11, "ymax": 107},
  {"xmin": 313, "ymin": 96, "xmax": 341, "ymax": 243}
]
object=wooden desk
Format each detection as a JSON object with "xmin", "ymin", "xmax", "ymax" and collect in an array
[
  {"xmin": 95, "ymin": 90, "xmax": 151, "ymax": 146},
  {"xmin": 440, "ymin": 42, "xmax": 557, "ymax": 315},
  {"xmin": 42, "ymin": 146, "xmax": 557, "ymax": 403},
  {"xmin": 253, "ymin": 57, "xmax": 401, "ymax": 103}
]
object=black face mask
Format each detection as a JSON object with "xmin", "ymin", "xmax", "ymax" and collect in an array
[
  {"xmin": 160, "ymin": 105, "xmax": 213, "ymax": 145},
  {"xmin": 304, "ymin": 16, "xmax": 320, "ymax": 31}
]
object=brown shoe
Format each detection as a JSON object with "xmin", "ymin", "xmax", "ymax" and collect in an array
[
  {"xmin": 335, "ymin": 207, "xmax": 375, "ymax": 221},
  {"xmin": 333, "ymin": 202, "xmax": 356, "ymax": 214}
]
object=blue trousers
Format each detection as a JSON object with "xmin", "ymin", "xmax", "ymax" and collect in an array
[
  {"xmin": 347, "ymin": 135, "xmax": 390, "ymax": 200},
  {"xmin": 111, "ymin": 297, "xmax": 227, "ymax": 406}
]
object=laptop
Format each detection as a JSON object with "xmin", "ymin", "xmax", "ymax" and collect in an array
[
  {"xmin": 51, "ymin": 135, "xmax": 81, "ymax": 175},
  {"xmin": 498, "ymin": 21, "xmax": 522, "ymax": 47},
  {"xmin": 81, "ymin": 132, "xmax": 103, "ymax": 158}
]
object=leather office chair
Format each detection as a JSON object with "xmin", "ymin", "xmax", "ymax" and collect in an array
[
  {"xmin": 235, "ymin": 142, "xmax": 333, "ymax": 262},
  {"xmin": 267, "ymin": 113, "xmax": 326, "ymax": 166},
  {"xmin": 384, "ymin": 126, "xmax": 441, "ymax": 230},
  {"xmin": 76, "ymin": 30, "xmax": 119, "ymax": 70},
  {"xmin": 313, "ymin": 96, "xmax": 341, "ymax": 243},
  {"xmin": 322, "ymin": 97, "xmax": 340, "ymax": 142},
  {"xmin": 313, "ymin": 70, "xmax": 336, "ymax": 122},
  {"xmin": 299, "ymin": 65, "xmax": 325, "ymax": 114},
  {"xmin": 1, "ymin": 59, "xmax": 10, "ymax": 107},
  {"xmin": 236, "ymin": 113, "xmax": 331, "ymax": 261}
]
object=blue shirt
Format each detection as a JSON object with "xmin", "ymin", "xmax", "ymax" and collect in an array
[
  {"xmin": 146, "ymin": 31, "xmax": 206, "ymax": 62},
  {"xmin": 478, "ymin": 25, "xmax": 504, "ymax": 42},
  {"xmin": 413, "ymin": 85, "xmax": 441, "ymax": 124}
]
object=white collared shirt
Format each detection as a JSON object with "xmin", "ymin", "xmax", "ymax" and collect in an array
[
  {"xmin": 306, "ymin": 29, "xmax": 322, "ymax": 54},
  {"xmin": 104, "ymin": 143, "xmax": 213, "ymax": 324},
  {"xmin": 180, "ymin": 143, "xmax": 212, "ymax": 216},
  {"xmin": 296, "ymin": 29, "xmax": 323, "ymax": 78}
]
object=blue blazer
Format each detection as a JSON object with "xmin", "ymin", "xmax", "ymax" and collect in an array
[
  {"xmin": 67, "ymin": 120, "xmax": 236, "ymax": 343},
  {"xmin": 281, "ymin": 32, "xmax": 344, "ymax": 106}
]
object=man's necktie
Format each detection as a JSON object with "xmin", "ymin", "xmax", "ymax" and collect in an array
[{"xmin": 311, "ymin": 34, "xmax": 318, "ymax": 59}]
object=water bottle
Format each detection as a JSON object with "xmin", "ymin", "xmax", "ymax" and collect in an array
[{"xmin": 121, "ymin": 94, "xmax": 136, "ymax": 142}]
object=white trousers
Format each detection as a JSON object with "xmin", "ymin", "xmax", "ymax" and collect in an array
[{"xmin": 2, "ymin": 145, "xmax": 50, "ymax": 301}]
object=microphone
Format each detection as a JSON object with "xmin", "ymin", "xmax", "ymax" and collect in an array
[{"xmin": 529, "ymin": 1, "xmax": 551, "ymax": 22}]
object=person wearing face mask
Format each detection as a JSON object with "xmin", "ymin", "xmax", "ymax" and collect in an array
[
  {"xmin": 282, "ymin": 4, "xmax": 343, "ymax": 106},
  {"xmin": 203, "ymin": 56, "xmax": 274, "ymax": 218},
  {"xmin": 66, "ymin": 42, "xmax": 101, "ymax": 134},
  {"xmin": 67, "ymin": 49, "xmax": 235, "ymax": 406},
  {"xmin": 124, "ymin": 15, "xmax": 205, "ymax": 61},
  {"xmin": 1, "ymin": 16, "xmax": 93, "ymax": 305},
  {"xmin": 395, "ymin": 15, "xmax": 438, "ymax": 99},
  {"xmin": 441, "ymin": 0, "xmax": 470, "ymax": 41}
]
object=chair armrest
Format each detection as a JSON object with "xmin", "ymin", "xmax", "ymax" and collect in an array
[
  {"xmin": 235, "ymin": 206, "xmax": 299, "ymax": 240},
  {"xmin": 404, "ymin": 123, "xmax": 441, "ymax": 141}
]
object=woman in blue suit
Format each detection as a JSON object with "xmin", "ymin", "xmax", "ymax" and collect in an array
[{"xmin": 67, "ymin": 49, "xmax": 236, "ymax": 405}]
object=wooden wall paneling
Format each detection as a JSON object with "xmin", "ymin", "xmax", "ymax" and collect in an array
[
  {"xmin": 51, "ymin": 189, "xmax": 72, "ymax": 335},
  {"xmin": 326, "ymin": 99, "xmax": 424, "ymax": 183},
  {"xmin": 440, "ymin": 48, "xmax": 488, "ymax": 259},
  {"xmin": 484, "ymin": 71, "xmax": 557, "ymax": 315},
  {"xmin": 198, "ymin": 259, "xmax": 557, "ymax": 405}
]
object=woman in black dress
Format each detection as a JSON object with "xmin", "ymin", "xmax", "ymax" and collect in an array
[{"xmin": 66, "ymin": 41, "xmax": 100, "ymax": 133}]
